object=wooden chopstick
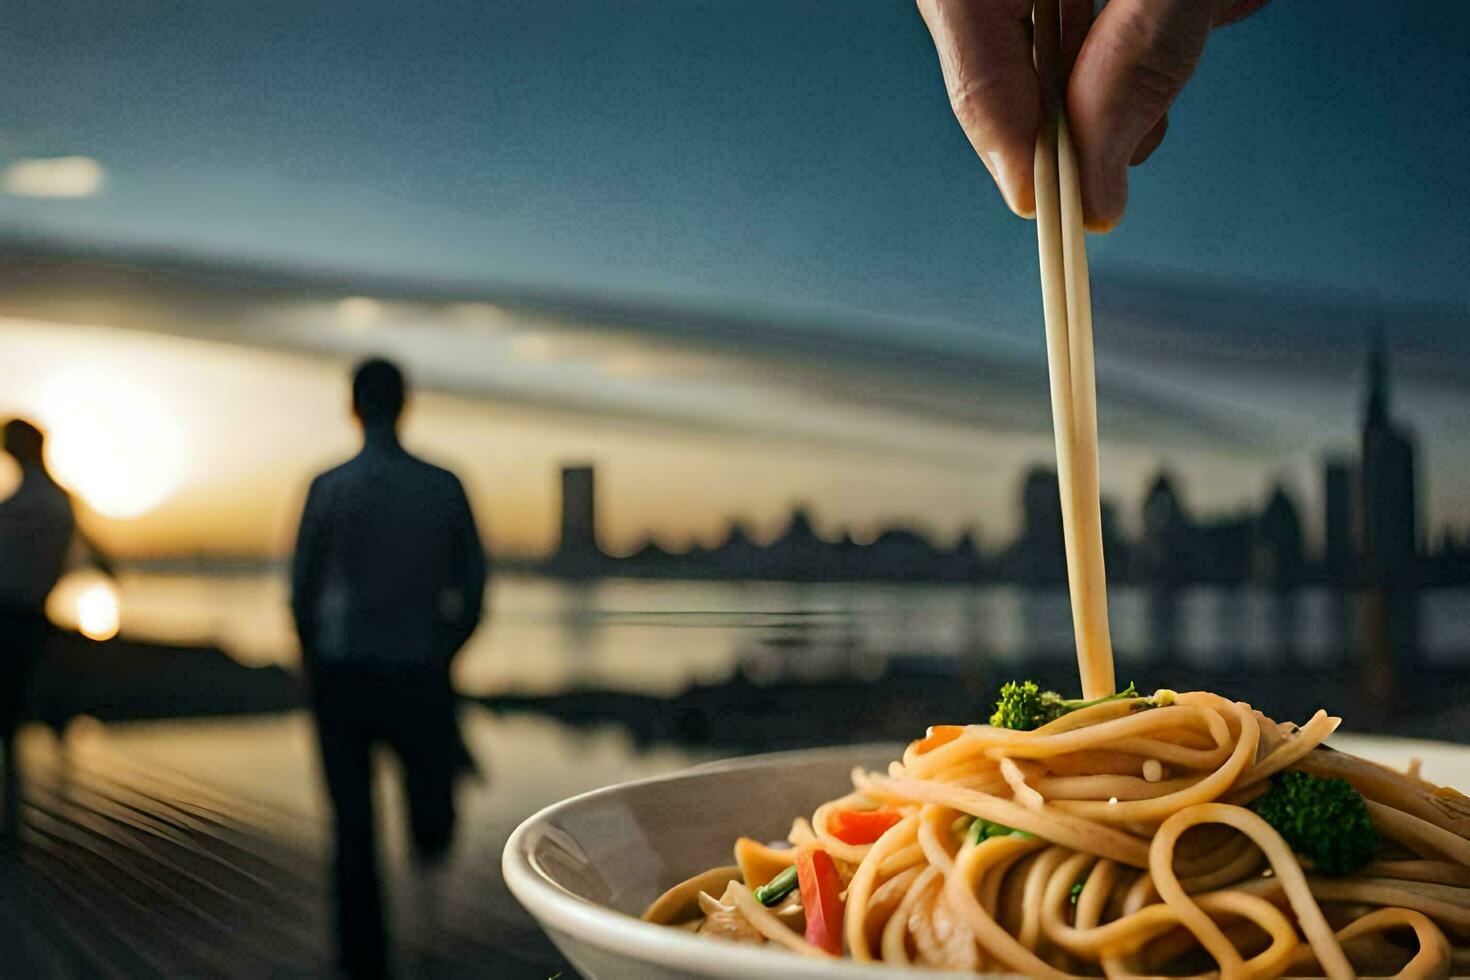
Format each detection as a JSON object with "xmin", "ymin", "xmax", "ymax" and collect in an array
[{"xmin": 1033, "ymin": 0, "xmax": 1116, "ymax": 699}]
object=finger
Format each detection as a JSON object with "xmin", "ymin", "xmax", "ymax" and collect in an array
[
  {"xmin": 1215, "ymin": 0, "xmax": 1271, "ymax": 28},
  {"xmin": 1059, "ymin": 0, "xmax": 1093, "ymax": 79},
  {"xmin": 1129, "ymin": 111, "xmax": 1168, "ymax": 166},
  {"xmin": 1066, "ymin": 0, "xmax": 1217, "ymax": 231},
  {"xmin": 917, "ymin": 0, "xmax": 1041, "ymax": 218}
]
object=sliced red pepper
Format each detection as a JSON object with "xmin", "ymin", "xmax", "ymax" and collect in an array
[
  {"xmin": 827, "ymin": 807, "xmax": 904, "ymax": 845},
  {"xmin": 913, "ymin": 724, "xmax": 963, "ymax": 755},
  {"xmin": 796, "ymin": 844, "xmax": 845, "ymax": 955}
]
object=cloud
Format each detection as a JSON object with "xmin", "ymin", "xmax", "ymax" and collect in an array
[{"xmin": 3, "ymin": 156, "xmax": 105, "ymax": 198}]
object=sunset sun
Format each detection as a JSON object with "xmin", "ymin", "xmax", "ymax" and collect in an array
[{"xmin": 37, "ymin": 371, "xmax": 186, "ymax": 519}]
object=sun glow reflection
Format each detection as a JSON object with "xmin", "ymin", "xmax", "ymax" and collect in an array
[
  {"xmin": 46, "ymin": 572, "xmax": 121, "ymax": 642},
  {"xmin": 76, "ymin": 581, "xmax": 121, "ymax": 641},
  {"xmin": 36, "ymin": 371, "xmax": 186, "ymax": 519}
]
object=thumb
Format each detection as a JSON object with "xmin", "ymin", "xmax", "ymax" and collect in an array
[{"xmin": 1066, "ymin": 0, "xmax": 1217, "ymax": 231}]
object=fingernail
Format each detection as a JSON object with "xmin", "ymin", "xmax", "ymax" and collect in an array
[
  {"xmin": 1082, "ymin": 147, "xmax": 1128, "ymax": 233},
  {"xmin": 989, "ymin": 152, "xmax": 1036, "ymax": 220},
  {"xmin": 978, "ymin": 149, "xmax": 1001, "ymax": 185}
]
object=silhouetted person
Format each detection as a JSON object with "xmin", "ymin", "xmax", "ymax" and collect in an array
[
  {"xmin": 0, "ymin": 420, "xmax": 75, "ymax": 844},
  {"xmin": 291, "ymin": 359, "xmax": 486, "ymax": 978}
]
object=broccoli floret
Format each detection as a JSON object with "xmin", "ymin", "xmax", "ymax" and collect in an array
[
  {"xmin": 1252, "ymin": 769, "xmax": 1380, "ymax": 877},
  {"xmin": 989, "ymin": 680, "xmax": 1145, "ymax": 730},
  {"xmin": 989, "ymin": 680, "xmax": 1050, "ymax": 730}
]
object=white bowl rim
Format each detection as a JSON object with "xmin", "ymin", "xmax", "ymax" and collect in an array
[
  {"xmin": 502, "ymin": 742, "xmax": 999, "ymax": 978},
  {"xmin": 502, "ymin": 734, "xmax": 1470, "ymax": 979}
]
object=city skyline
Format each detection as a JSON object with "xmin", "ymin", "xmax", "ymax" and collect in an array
[
  {"xmin": 543, "ymin": 330, "xmax": 1458, "ymax": 586},
  {"xmin": 5, "ymin": 273, "xmax": 1469, "ymax": 566}
]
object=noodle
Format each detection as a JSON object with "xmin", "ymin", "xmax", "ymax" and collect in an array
[
  {"xmin": 880, "ymin": 865, "xmax": 936, "ymax": 965},
  {"xmin": 727, "ymin": 882, "xmax": 832, "ymax": 956},
  {"xmin": 1288, "ymin": 907, "xmax": 1451, "ymax": 979},
  {"xmin": 1365, "ymin": 799, "xmax": 1470, "ymax": 868},
  {"xmin": 865, "ymin": 865, "xmax": 922, "ymax": 950},
  {"xmin": 645, "ymin": 702, "xmax": 1469, "ymax": 977},
  {"xmin": 843, "ymin": 813, "xmax": 919, "ymax": 961},
  {"xmin": 1148, "ymin": 803, "xmax": 1353, "ymax": 978},
  {"xmin": 946, "ymin": 836, "xmax": 1061, "ymax": 977}
]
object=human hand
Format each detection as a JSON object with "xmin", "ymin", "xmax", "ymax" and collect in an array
[{"xmin": 917, "ymin": 0, "xmax": 1270, "ymax": 231}]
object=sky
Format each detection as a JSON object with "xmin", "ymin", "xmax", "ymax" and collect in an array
[{"xmin": 1, "ymin": 1, "xmax": 1468, "ymax": 556}]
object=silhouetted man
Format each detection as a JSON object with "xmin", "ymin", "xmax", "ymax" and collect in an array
[
  {"xmin": 291, "ymin": 359, "xmax": 486, "ymax": 978},
  {"xmin": 0, "ymin": 420, "xmax": 75, "ymax": 844}
]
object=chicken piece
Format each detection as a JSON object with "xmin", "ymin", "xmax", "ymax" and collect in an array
[
  {"xmin": 694, "ymin": 886, "xmax": 766, "ymax": 946},
  {"xmin": 908, "ymin": 876, "xmax": 980, "ymax": 970}
]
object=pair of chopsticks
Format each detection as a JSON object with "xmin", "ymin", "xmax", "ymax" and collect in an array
[{"xmin": 1031, "ymin": 0, "xmax": 1115, "ymax": 699}]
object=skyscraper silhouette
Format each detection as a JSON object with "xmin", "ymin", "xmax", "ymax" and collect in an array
[
  {"xmin": 1254, "ymin": 484, "xmax": 1304, "ymax": 587},
  {"xmin": 1140, "ymin": 472, "xmax": 1188, "ymax": 588},
  {"xmin": 555, "ymin": 464, "xmax": 600, "ymax": 576},
  {"xmin": 1359, "ymin": 327, "xmax": 1418, "ymax": 583},
  {"xmin": 1355, "ymin": 327, "xmax": 1420, "ymax": 713},
  {"xmin": 1006, "ymin": 468, "xmax": 1067, "ymax": 583}
]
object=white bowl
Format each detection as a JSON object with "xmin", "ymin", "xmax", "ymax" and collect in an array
[{"xmin": 503, "ymin": 735, "xmax": 1470, "ymax": 979}]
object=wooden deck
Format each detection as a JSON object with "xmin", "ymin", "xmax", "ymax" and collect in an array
[{"xmin": 2, "ymin": 728, "xmax": 569, "ymax": 978}]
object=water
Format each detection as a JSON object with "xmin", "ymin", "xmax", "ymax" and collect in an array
[
  {"xmin": 29, "ymin": 570, "xmax": 1470, "ymax": 975},
  {"xmin": 67, "ymin": 571, "xmax": 1470, "ymax": 695}
]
